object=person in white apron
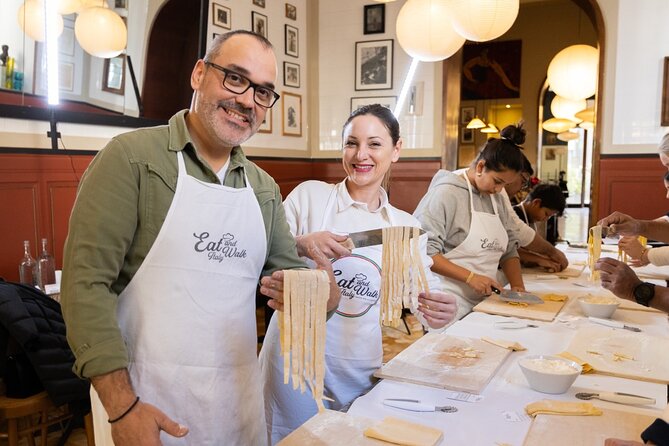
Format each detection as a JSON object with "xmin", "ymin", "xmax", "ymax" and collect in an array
[
  {"xmin": 259, "ymin": 104, "xmax": 458, "ymax": 445},
  {"xmin": 61, "ymin": 31, "xmax": 339, "ymax": 446},
  {"xmin": 414, "ymin": 124, "xmax": 529, "ymax": 320}
]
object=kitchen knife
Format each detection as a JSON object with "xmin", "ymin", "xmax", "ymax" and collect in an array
[
  {"xmin": 382, "ymin": 398, "xmax": 457, "ymax": 413},
  {"xmin": 347, "ymin": 227, "xmax": 426, "ymax": 249},
  {"xmin": 588, "ymin": 316, "xmax": 642, "ymax": 332},
  {"xmin": 575, "ymin": 391, "xmax": 656, "ymax": 405},
  {"xmin": 490, "ymin": 286, "xmax": 544, "ymax": 304}
]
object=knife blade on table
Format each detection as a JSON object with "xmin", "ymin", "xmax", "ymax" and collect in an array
[
  {"xmin": 490, "ymin": 286, "xmax": 543, "ymax": 304},
  {"xmin": 382, "ymin": 399, "xmax": 457, "ymax": 413},
  {"xmin": 346, "ymin": 227, "xmax": 426, "ymax": 249},
  {"xmin": 588, "ymin": 316, "xmax": 642, "ymax": 332}
]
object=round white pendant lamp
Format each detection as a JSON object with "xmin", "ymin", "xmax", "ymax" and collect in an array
[
  {"xmin": 75, "ymin": 7, "xmax": 127, "ymax": 58},
  {"xmin": 550, "ymin": 95, "xmax": 586, "ymax": 122},
  {"xmin": 547, "ymin": 45, "xmax": 598, "ymax": 101},
  {"xmin": 18, "ymin": 0, "xmax": 64, "ymax": 42},
  {"xmin": 578, "ymin": 121, "xmax": 594, "ymax": 130},
  {"xmin": 56, "ymin": 0, "xmax": 84, "ymax": 15},
  {"xmin": 396, "ymin": 0, "xmax": 465, "ymax": 62},
  {"xmin": 542, "ymin": 118, "xmax": 575, "ymax": 134},
  {"xmin": 448, "ymin": 0, "xmax": 519, "ymax": 42},
  {"xmin": 557, "ymin": 131, "xmax": 579, "ymax": 142},
  {"xmin": 575, "ymin": 107, "xmax": 595, "ymax": 123}
]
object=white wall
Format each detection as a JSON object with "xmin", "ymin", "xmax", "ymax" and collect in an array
[{"xmin": 600, "ymin": 0, "xmax": 669, "ymax": 154}]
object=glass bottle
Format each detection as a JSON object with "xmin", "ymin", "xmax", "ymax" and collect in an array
[
  {"xmin": 18, "ymin": 240, "xmax": 40, "ymax": 288},
  {"xmin": 38, "ymin": 238, "xmax": 56, "ymax": 290}
]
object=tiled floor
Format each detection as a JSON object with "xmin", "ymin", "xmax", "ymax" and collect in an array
[{"xmin": 560, "ymin": 206, "xmax": 591, "ymax": 243}]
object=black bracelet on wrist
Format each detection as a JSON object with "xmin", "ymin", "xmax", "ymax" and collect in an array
[{"xmin": 108, "ymin": 396, "xmax": 140, "ymax": 424}]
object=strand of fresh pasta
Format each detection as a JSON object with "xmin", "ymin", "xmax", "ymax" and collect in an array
[
  {"xmin": 588, "ymin": 225, "xmax": 602, "ymax": 281},
  {"xmin": 380, "ymin": 226, "xmax": 429, "ymax": 327},
  {"xmin": 279, "ymin": 269, "xmax": 330, "ymax": 412}
]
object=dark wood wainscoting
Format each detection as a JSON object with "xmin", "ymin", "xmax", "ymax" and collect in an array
[
  {"xmin": 0, "ymin": 153, "xmax": 440, "ymax": 281},
  {"xmin": 597, "ymin": 155, "xmax": 667, "ymax": 221}
]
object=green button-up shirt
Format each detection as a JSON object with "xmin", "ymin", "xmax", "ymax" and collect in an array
[{"xmin": 61, "ymin": 110, "xmax": 306, "ymax": 378}]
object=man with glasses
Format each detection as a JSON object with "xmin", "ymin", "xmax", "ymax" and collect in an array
[{"xmin": 61, "ymin": 30, "xmax": 340, "ymax": 445}]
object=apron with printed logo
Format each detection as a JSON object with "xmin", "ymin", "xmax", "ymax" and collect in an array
[
  {"xmin": 436, "ymin": 171, "xmax": 508, "ymax": 316},
  {"xmin": 91, "ymin": 151, "xmax": 268, "ymax": 445}
]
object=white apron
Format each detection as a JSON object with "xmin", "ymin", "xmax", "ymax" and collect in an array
[
  {"xmin": 436, "ymin": 171, "xmax": 508, "ymax": 318},
  {"xmin": 260, "ymin": 186, "xmax": 395, "ymax": 445},
  {"xmin": 91, "ymin": 151, "xmax": 268, "ymax": 446}
]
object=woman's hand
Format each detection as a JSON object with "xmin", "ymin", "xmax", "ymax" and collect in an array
[
  {"xmin": 467, "ymin": 273, "xmax": 502, "ymax": 296},
  {"xmin": 417, "ymin": 291, "xmax": 457, "ymax": 329},
  {"xmin": 510, "ymin": 284, "xmax": 526, "ymax": 292},
  {"xmin": 295, "ymin": 231, "xmax": 351, "ymax": 259},
  {"xmin": 619, "ymin": 236, "xmax": 648, "ymax": 265}
]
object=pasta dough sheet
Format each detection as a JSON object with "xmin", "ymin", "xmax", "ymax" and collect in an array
[
  {"xmin": 380, "ymin": 226, "xmax": 429, "ymax": 328},
  {"xmin": 280, "ymin": 269, "xmax": 330, "ymax": 411},
  {"xmin": 587, "ymin": 225, "xmax": 602, "ymax": 281},
  {"xmin": 363, "ymin": 416, "xmax": 443, "ymax": 446},
  {"xmin": 526, "ymin": 400, "xmax": 602, "ymax": 417}
]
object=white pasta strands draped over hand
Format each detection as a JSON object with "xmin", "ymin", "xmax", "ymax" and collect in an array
[
  {"xmin": 380, "ymin": 226, "xmax": 429, "ymax": 328},
  {"xmin": 588, "ymin": 225, "xmax": 602, "ymax": 281},
  {"xmin": 279, "ymin": 269, "xmax": 330, "ymax": 412}
]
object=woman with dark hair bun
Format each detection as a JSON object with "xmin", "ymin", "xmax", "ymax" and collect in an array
[{"xmin": 414, "ymin": 124, "xmax": 528, "ymax": 320}]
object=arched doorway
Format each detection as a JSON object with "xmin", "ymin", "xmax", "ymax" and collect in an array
[{"xmin": 142, "ymin": 0, "xmax": 201, "ymax": 120}]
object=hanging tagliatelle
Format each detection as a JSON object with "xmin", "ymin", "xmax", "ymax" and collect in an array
[
  {"xmin": 588, "ymin": 225, "xmax": 602, "ymax": 281},
  {"xmin": 379, "ymin": 226, "xmax": 430, "ymax": 328},
  {"xmin": 278, "ymin": 269, "xmax": 330, "ymax": 412},
  {"xmin": 618, "ymin": 235, "xmax": 648, "ymax": 263}
]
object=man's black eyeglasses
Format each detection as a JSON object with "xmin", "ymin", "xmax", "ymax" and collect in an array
[{"xmin": 204, "ymin": 61, "xmax": 280, "ymax": 108}]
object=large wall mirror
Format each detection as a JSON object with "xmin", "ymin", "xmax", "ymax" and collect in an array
[{"xmin": 1, "ymin": 0, "xmax": 205, "ymax": 126}]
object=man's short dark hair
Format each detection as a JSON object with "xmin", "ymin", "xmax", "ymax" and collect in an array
[{"xmin": 526, "ymin": 183, "xmax": 566, "ymax": 216}]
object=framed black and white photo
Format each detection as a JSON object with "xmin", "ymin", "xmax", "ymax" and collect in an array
[
  {"xmin": 285, "ymin": 3, "xmax": 297, "ymax": 20},
  {"xmin": 460, "ymin": 127, "xmax": 474, "ymax": 144},
  {"xmin": 212, "ymin": 3, "xmax": 231, "ymax": 29},
  {"xmin": 364, "ymin": 4, "xmax": 385, "ymax": 35},
  {"xmin": 102, "ymin": 55, "xmax": 125, "ymax": 95},
  {"xmin": 461, "ymin": 106, "xmax": 475, "ymax": 125},
  {"xmin": 285, "ymin": 25, "xmax": 299, "ymax": 58},
  {"xmin": 283, "ymin": 62, "xmax": 300, "ymax": 88},
  {"xmin": 252, "ymin": 11, "xmax": 268, "ymax": 38},
  {"xmin": 282, "ymin": 92, "xmax": 302, "ymax": 137},
  {"xmin": 350, "ymin": 96, "xmax": 396, "ymax": 113},
  {"xmin": 355, "ymin": 39, "xmax": 393, "ymax": 91},
  {"xmin": 253, "ymin": 0, "xmax": 265, "ymax": 7},
  {"xmin": 258, "ymin": 107, "xmax": 272, "ymax": 133}
]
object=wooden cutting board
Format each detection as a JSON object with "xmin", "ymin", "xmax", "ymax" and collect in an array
[
  {"xmin": 374, "ymin": 333, "xmax": 511, "ymax": 394},
  {"xmin": 617, "ymin": 298, "xmax": 664, "ymax": 313},
  {"xmin": 523, "ymin": 407, "xmax": 656, "ymax": 446},
  {"xmin": 277, "ymin": 410, "xmax": 383, "ymax": 446},
  {"xmin": 566, "ymin": 325, "xmax": 669, "ymax": 383},
  {"xmin": 472, "ymin": 293, "xmax": 567, "ymax": 322}
]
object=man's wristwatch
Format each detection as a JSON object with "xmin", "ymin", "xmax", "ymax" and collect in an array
[{"xmin": 633, "ymin": 282, "xmax": 655, "ymax": 307}]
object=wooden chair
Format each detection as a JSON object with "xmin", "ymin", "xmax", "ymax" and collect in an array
[{"xmin": 0, "ymin": 391, "xmax": 94, "ymax": 446}]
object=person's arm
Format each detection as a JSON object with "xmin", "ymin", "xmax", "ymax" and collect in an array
[
  {"xmin": 599, "ymin": 211, "xmax": 669, "ymax": 243},
  {"xmin": 500, "ymin": 257, "xmax": 525, "ymax": 291},
  {"xmin": 595, "ymin": 257, "xmax": 669, "ymax": 313},
  {"xmin": 517, "ymin": 247, "xmax": 561, "ymax": 272},
  {"xmin": 523, "ymin": 234, "xmax": 569, "ymax": 270},
  {"xmin": 430, "ymin": 254, "xmax": 502, "ymax": 296}
]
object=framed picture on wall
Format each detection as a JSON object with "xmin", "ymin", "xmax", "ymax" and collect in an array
[
  {"xmin": 350, "ymin": 96, "xmax": 396, "ymax": 113},
  {"xmin": 285, "ymin": 25, "xmax": 299, "ymax": 58},
  {"xmin": 363, "ymin": 4, "xmax": 385, "ymax": 35},
  {"xmin": 461, "ymin": 106, "xmax": 475, "ymax": 125},
  {"xmin": 662, "ymin": 57, "xmax": 669, "ymax": 126},
  {"xmin": 460, "ymin": 127, "xmax": 474, "ymax": 144},
  {"xmin": 212, "ymin": 3, "xmax": 231, "ymax": 29},
  {"xmin": 286, "ymin": 3, "xmax": 297, "ymax": 20},
  {"xmin": 355, "ymin": 39, "xmax": 393, "ymax": 90},
  {"xmin": 458, "ymin": 145, "xmax": 476, "ymax": 168},
  {"xmin": 102, "ymin": 55, "xmax": 125, "ymax": 95},
  {"xmin": 282, "ymin": 92, "xmax": 302, "ymax": 137},
  {"xmin": 253, "ymin": 0, "xmax": 265, "ymax": 7},
  {"xmin": 258, "ymin": 107, "xmax": 272, "ymax": 133},
  {"xmin": 283, "ymin": 62, "xmax": 300, "ymax": 88},
  {"xmin": 252, "ymin": 11, "xmax": 268, "ymax": 38}
]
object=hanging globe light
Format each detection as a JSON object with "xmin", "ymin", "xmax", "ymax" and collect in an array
[
  {"xmin": 547, "ymin": 45, "xmax": 598, "ymax": 101},
  {"xmin": 56, "ymin": 0, "xmax": 84, "ymax": 15},
  {"xmin": 578, "ymin": 121, "xmax": 594, "ymax": 130},
  {"xmin": 396, "ymin": 0, "xmax": 465, "ymax": 62},
  {"xmin": 448, "ymin": 0, "xmax": 519, "ymax": 42},
  {"xmin": 550, "ymin": 95, "xmax": 586, "ymax": 122},
  {"xmin": 18, "ymin": 0, "xmax": 64, "ymax": 42},
  {"xmin": 557, "ymin": 131, "xmax": 579, "ymax": 142},
  {"xmin": 574, "ymin": 107, "xmax": 595, "ymax": 123},
  {"xmin": 542, "ymin": 118, "xmax": 576, "ymax": 134},
  {"xmin": 75, "ymin": 6, "xmax": 127, "ymax": 58}
]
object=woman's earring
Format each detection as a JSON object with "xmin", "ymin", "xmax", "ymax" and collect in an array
[{"xmin": 476, "ymin": 172, "xmax": 482, "ymax": 177}]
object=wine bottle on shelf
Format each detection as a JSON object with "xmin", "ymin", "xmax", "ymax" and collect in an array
[
  {"xmin": 18, "ymin": 240, "xmax": 40, "ymax": 289},
  {"xmin": 38, "ymin": 238, "xmax": 56, "ymax": 290}
]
